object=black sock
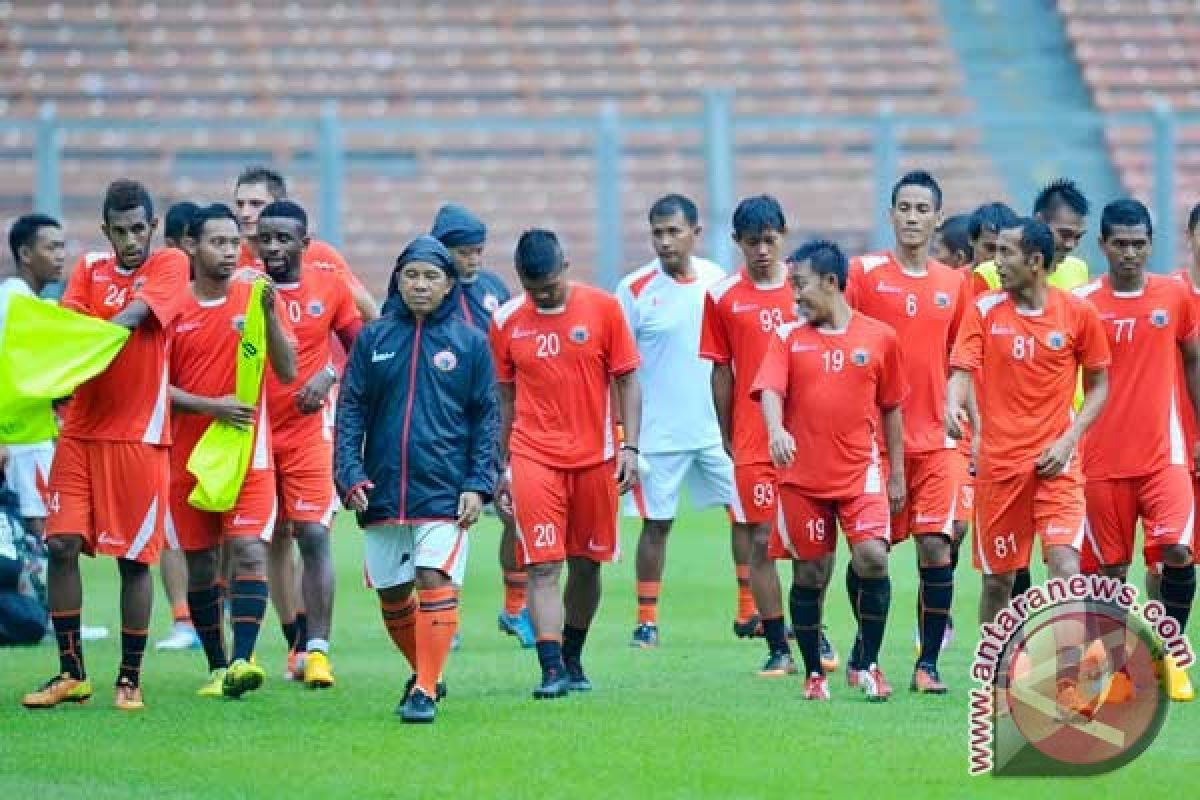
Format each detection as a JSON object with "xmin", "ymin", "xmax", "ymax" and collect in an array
[
  {"xmin": 857, "ymin": 575, "xmax": 891, "ymax": 667},
  {"xmin": 950, "ymin": 537, "xmax": 962, "ymax": 572},
  {"xmin": 294, "ymin": 611, "xmax": 308, "ymax": 650},
  {"xmin": 1011, "ymin": 567, "xmax": 1032, "ymax": 599},
  {"xmin": 188, "ymin": 583, "xmax": 228, "ymax": 671},
  {"xmin": 118, "ymin": 627, "xmax": 148, "ymax": 687},
  {"xmin": 762, "ymin": 615, "xmax": 790, "ymax": 655},
  {"xmin": 281, "ymin": 619, "xmax": 298, "ymax": 650},
  {"xmin": 230, "ymin": 576, "xmax": 269, "ymax": 662},
  {"xmin": 535, "ymin": 639, "xmax": 564, "ymax": 675},
  {"xmin": 846, "ymin": 564, "xmax": 863, "ymax": 669},
  {"xmin": 52, "ymin": 610, "xmax": 85, "ymax": 680},
  {"xmin": 917, "ymin": 565, "xmax": 954, "ymax": 669},
  {"xmin": 562, "ymin": 624, "xmax": 588, "ymax": 665},
  {"xmin": 789, "ymin": 585, "xmax": 823, "ymax": 676},
  {"xmin": 1161, "ymin": 565, "xmax": 1196, "ymax": 633}
]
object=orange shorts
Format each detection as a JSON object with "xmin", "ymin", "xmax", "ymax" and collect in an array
[
  {"xmin": 1082, "ymin": 467, "xmax": 1194, "ymax": 571},
  {"xmin": 44, "ymin": 437, "xmax": 170, "ymax": 565},
  {"xmin": 889, "ymin": 449, "xmax": 959, "ymax": 544},
  {"xmin": 509, "ymin": 456, "xmax": 618, "ymax": 566},
  {"xmin": 167, "ymin": 467, "xmax": 279, "ymax": 553},
  {"xmin": 274, "ymin": 441, "xmax": 337, "ymax": 527},
  {"xmin": 771, "ymin": 484, "xmax": 890, "ymax": 560},
  {"xmin": 955, "ymin": 446, "xmax": 975, "ymax": 525},
  {"xmin": 731, "ymin": 462, "xmax": 778, "ymax": 525},
  {"xmin": 972, "ymin": 470, "xmax": 1086, "ymax": 575}
]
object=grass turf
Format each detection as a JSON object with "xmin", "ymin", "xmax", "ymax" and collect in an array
[{"xmin": 0, "ymin": 507, "xmax": 1196, "ymax": 799}]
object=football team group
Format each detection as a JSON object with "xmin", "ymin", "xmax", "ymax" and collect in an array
[{"xmin": 2, "ymin": 165, "xmax": 1196, "ymax": 725}]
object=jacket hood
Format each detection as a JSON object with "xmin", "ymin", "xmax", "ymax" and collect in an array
[
  {"xmin": 384, "ymin": 235, "xmax": 462, "ymax": 320},
  {"xmin": 431, "ymin": 203, "xmax": 487, "ymax": 248}
]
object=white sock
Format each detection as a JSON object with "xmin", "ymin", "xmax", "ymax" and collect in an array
[{"xmin": 306, "ymin": 638, "xmax": 329, "ymax": 654}]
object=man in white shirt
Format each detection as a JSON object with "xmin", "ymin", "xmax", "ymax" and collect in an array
[
  {"xmin": 616, "ymin": 195, "xmax": 745, "ymax": 647},
  {"xmin": 1, "ymin": 214, "xmax": 66, "ymax": 540}
]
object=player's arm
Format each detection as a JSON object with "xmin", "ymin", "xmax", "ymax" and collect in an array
[
  {"xmin": 494, "ymin": 381, "xmax": 516, "ymax": 514},
  {"xmin": 350, "ymin": 283, "xmax": 379, "ymax": 322},
  {"xmin": 1036, "ymin": 367, "xmax": 1108, "ymax": 478},
  {"xmin": 1182, "ymin": 339, "xmax": 1200, "ymax": 471},
  {"xmin": 613, "ymin": 369, "xmax": 642, "ymax": 494},
  {"xmin": 459, "ymin": 339, "xmax": 499, "ymax": 528},
  {"xmin": 114, "ymin": 249, "xmax": 190, "ymax": 331},
  {"xmin": 109, "ymin": 298, "xmax": 153, "ymax": 331},
  {"xmin": 261, "ymin": 282, "xmax": 298, "ymax": 384},
  {"xmin": 945, "ymin": 369, "xmax": 972, "ymax": 440},
  {"xmin": 333, "ymin": 331, "xmax": 374, "ymax": 511},
  {"xmin": 711, "ymin": 364, "xmax": 734, "ymax": 456},
  {"xmin": 169, "ymin": 387, "xmax": 255, "ymax": 428},
  {"xmin": 882, "ymin": 404, "xmax": 906, "ymax": 514},
  {"xmin": 752, "ymin": 330, "xmax": 794, "ymax": 468},
  {"xmin": 760, "ymin": 390, "xmax": 794, "ymax": 469}
]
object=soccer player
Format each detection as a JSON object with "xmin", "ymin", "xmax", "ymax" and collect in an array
[
  {"xmin": 490, "ymin": 229, "xmax": 642, "ymax": 698},
  {"xmin": 22, "ymin": 180, "xmax": 190, "ymax": 710},
  {"xmin": 754, "ymin": 240, "xmax": 907, "ymax": 701},
  {"xmin": 335, "ymin": 235, "xmax": 497, "ymax": 723},
  {"xmin": 931, "ymin": 214, "xmax": 973, "ymax": 269},
  {"xmin": 256, "ymin": 200, "xmax": 361, "ymax": 687},
  {"xmin": 2, "ymin": 215, "xmax": 65, "ymax": 541},
  {"xmin": 154, "ymin": 199, "xmax": 204, "ymax": 653},
  {"xmin": 167, "ymin": 203, "xmax": 297, "ymax": 698},
  {"xmin": 616, "ymin": 194, "xmax": 738, "ymax": 647},
  {"xmin": 968, "ymin": 203, "xmax": 1020, "ymax": 293},
  {"xmin": 700, "ymin": 195, "xmax": 813, "ymax": 675},
  {"xmin": 845, "ymin": 171, "xmax": 971, "ymax": 693},
  {"xmin": 946, "ymin": 220, "xmax": 1109, "ymax": 683}
]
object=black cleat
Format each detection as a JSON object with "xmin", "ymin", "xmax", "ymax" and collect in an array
[
  {"xmin": 564, "ymin": 659, "xmax": 592, "ymax": 692},
  {"xmin": 397, "ymin": 688, "xmax": 437, "ymax": 723},
  {"xmin": 404, "ymin": 674, "xmax": 447, "ymax": 702},
  {"xmin": 733, "ymin": 613, "xmax": 763, "ymax": 639},
  {"xmin": 533, "ymin": 668, "xmax": 570, "ymax": 699},
  {"xmin": 630, "ymin": 622, "xmax": 660, "ymax": 648}
]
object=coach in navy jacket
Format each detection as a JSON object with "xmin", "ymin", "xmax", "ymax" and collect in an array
[{"xmin": 335, "ymin": 235, "xmax": 499, "ymax": 527}]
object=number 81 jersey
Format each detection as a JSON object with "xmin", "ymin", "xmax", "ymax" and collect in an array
[{"xmin": 489, "ymin": 282, "xmax": 641, "ymax": 470}]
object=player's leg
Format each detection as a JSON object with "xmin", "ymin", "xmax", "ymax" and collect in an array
[
  {"xmin": 907, "ymin": 451, "xmax": 957, "ymax": 693},
  {"xmin": 975, "ymin": 475, "xmax": 1036, "ymax": 626},
  {"xmin": 838, "ymin": 491, "xmax": 895, "ymax": 701},
  {"xmin": 223, "ymin": 531, "xmax": 270, "ymax": 698},
  {"xmin": 496, "ymin": 507, "xmax": 534, "ymax": 647},
  {"xmin": 778, "ymin": 486, "xmax": 834, "ymax": 698},
  {"xmin": 692, "ymin": 445, "xmax": 759, "ymax": 635},
  {"xmin": 267, "ymin": 524, "xmax": 301, "ymax": 659},
  {"xmin": 627, "ymin": 450, "xmax": 689, "ymax": 646},
  {"xmin": 184, "ymin": 546, "xmax": 229, "ymax": 696},
  {"xmin": 734, "ymin": 463, "xmax": 789, "ymax": 666},
  {"xmin": 155, "ymin": 548, "xmax": 199, "ymax": 651},
  {"xmin": 292, "ymin": 521, "xmax": 334, "ymax": 685},
  {"xmin": 509, "ymin": 455, "xmax": 571, "ymax": 698},
  {"xmin": 364, "ymin": 524, "xmax": 423, "ymax": 696}
]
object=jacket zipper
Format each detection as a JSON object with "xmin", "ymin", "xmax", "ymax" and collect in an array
[
  {"xmin": 398, "ymin": 319, "xmax": 422, "ymax": 519},
  {"xmin": 459, "ymin": 292, "xmax": 474, "ymax": 326}
]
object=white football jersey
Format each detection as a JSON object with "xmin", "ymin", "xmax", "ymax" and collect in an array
[{"xmin": 616, "ymin": 257, "xmax": 726, "ymax": 454}]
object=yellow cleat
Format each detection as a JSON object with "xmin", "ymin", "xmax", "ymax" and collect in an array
[
  {"xmin": 304, "ymin": 651, "xmax": 335, "ymax": 689},
  {"xmin": 114, "ymin": 680, "xmax": 145, "ymax": 711},
  {"xmin": 1165, "ymin": 656, "xmax": 1195, "ymax": 702},
  {"xmin": 222, "ymin": 658, "xmax": 266, "ymax": 699},
  {"xmin": 21, "ymin": 674, "xmax": 93, "ymax": 709},
  {"xmin": 197, "ymin": 668, "xmax": 228, "ymax": 698}
]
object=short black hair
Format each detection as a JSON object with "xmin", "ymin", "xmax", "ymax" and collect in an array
[
  {"xmin": 164, "ymin": 201, "xmax": 200, "ymax": 242},
  {"xmin": 1006, "ymin": 217, "xmax": 1055, "ymax": 270},
  {"xmin": 235, "ymin": 165, "xmax": 287, "ymax": 199},
  {"xmin": 891, "ymin": 170, "xmax": 943, "ymax": 210},
  {"xmin": 648, "ymin": 194, "xmax": 699, "ymax": 227},
  {"xmin": 102, "ymin": 179, "xmax": 154, "ymax": 224},
  {"xmin": 258, "ymin": 200, "xmax": 308, "ymax": 234},
  {"xmin": 1033, "ymin": 178, "xmax": 1089, "ymax": 218},
  {"xmin": 1100, "ymin": 198, "xmax": 1153, "ymax": 240},
  {"xmin": 190, "ymin": 203, "xmax": 239, "ymax": 238},
  {"xmin": 788, "ymin": 238, "xmax": 848, "ymax": 290},
  {"xmin": 732, "ymin": 195, "xmax": 786, "ymax": 238},
  {"xmin": 9, "ymin": 213, "xmax": 61, "ymax": 263},
  {"xmin": 514, "ymin": 229, "xmax": 564, "ymax": 280},
  {"xmin": 968, "ymin": 202, "xmax": 1020, "ymax": 240},
  {"xmin": 1189, "ymin": 203, "xmax": 1200, "ymax": 235},
  {"xmin": 936, "ymin": 214, "xmax": 973, "ymax": 262}
]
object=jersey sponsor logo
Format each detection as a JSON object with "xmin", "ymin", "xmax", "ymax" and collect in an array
[
  {"xmin": 990, "ymin": 323, "xmax": 1015, "ymax": 335},
  {"xmin": 308, "ymin": 300, "xmax": 325, "ymax": 317},
  {"xmin": 511, "ymin": 326, "xmax": 536, "ymax": 339},
  {"xmin": 1044, "ymin": 524, "xmax": 1072, "ymax": 536},
  {"xmin": 1046, "ymin": 331, "xmax": 1066, "ymax": 350},
  {"xmin": 483, "ymin": 293, "xmax": 500, "ymax": 313},
  {"xmin": 175, "ymin": 321, "xmax": 203, "ymax": 334},
  {"xmin": 915, "ymin": 513, "xmax": 943, "ymax": 525},
  {"xmin": 875, "ymin": 281, "xmax": 903, "ymax": 294},
  {"xmin": 294, "ymin": 499, "xmax": 322, "ymax": 512},
  {"xmin": 851, "ymin": 348, "xmax": 870, "ymax": 366},
  {"xmin": 1150, "ymin": 309, "xmax": 1169, "ymax": 328},
  {"xmin": 934, "ymin": 291, "xmax": 951, "ymax": 308},
  {"xmin": 791, "ymin": 342, "xmax": 817, "ymax": 353},
  {"xmin": 231, "ymin": 314, "xmax": 246, "ymax": 333},
  {"xmin": 310, "ymin": 260, "xmax": 338, "ymax": 272},
  {"xmin": 432, "ymin": 349, "xmax": 458, "ymax": 372},
  {"xmin": 96, "ymin": 531, "xmax": 122, "ymax": 546},
  {"xmin": 232, "ymin": 514, "xmax": 261, "ymax": 527},
  {"xmin": 586, "ymin": 537, "xmax": 607, "ymax": 553},
  {"xmin": 569, "ymin": 325, "xmax": 590, "ymax": 343},
  {"xmin": 371, "ymin": 350, "xmax": 396, "ymax": 363},
  {"xmin": 91, "ymin": 271, "xmax": 112, "ymax": 283},
  {"xmin": 731, "ymin": 301, "xmax": 760, "ymax": 313}
]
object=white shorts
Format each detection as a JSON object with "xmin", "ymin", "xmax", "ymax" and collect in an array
[
  {"xmin": 4, "ymin": 443, "xmax": 54, "ymax": 518},
  {"xmin": 625, "ymin": 445, "xmax": 735, "ymax": 520},
  {"xmin": 363, "ymin": 522, "xmax": 468, "ymax": 589}
]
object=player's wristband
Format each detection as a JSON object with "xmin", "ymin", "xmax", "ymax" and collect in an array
[
  {"xmin": 620, "ymin": 444, "xmax": 639, "ymax": 454},
  {"xmin": 323, "ymin": 364, "xmax": 338, "ymax": 382}
]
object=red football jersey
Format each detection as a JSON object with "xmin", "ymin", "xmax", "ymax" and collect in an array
[{"xmin": 1172, "ymin": 269, "xmax": 1200, "ymax": 471}]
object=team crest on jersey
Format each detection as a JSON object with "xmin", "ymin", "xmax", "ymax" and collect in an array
[
  {"xmin": 308, "ymin": 300, "xmax": 324, "ymax": 317},
  {"xmin": 432, "ymin": 350, "xmax": 458, "ymax": 372},
  {"xmin": 1150, "ymin": 309, "xmax": 1169, "ymax": 328},
  {"xmin": 231, "ymin": 314, "xmax": 245, "ymax": 333},
  {"xmin": 1046, "ymin": 331, "xmax": 1066, "ymax": 350},
  {"xmin": 934, "ymin": 291, "xmax": 951, "ymax": 308},
  {"xmin": 852, "ymin": 348, "xmax": 870, "ymax": 366},
  {"xmin": 483, "ymin": 293, "xmax": 500, "ymax": 313},
  {"xmin": 132, "ymin": 277, "xmax": 146, "ymax": 292},
  {"xmin": 570, "ymin": 325, "xmax": 589, "ymax": 343}
]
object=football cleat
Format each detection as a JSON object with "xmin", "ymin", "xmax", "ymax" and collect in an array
[
  {"xmin": 630, "ymin": 623, "xmax": 660, "ymax": 649},
  {"xmin": 21, "ymin": 674, "xmax": 93, "ymax": 709},
  {"xmin": 197, "ymin": 668, "xmax": 228, "ymax": 698},
  {"xmin": 804, "ymin": 673, "xmax": 831, "ymax": 701},
  {"xmin": 564, "ymin": 659, "xmax": 592, "ymax": 692},
  {"xmin": 398, "ymin": 688, "xmax": 437, "ymax": 724},
  {"xmin": 758, "ymin": 651, "xmax": 798, "ymax": 678},
  {"xmin": 113, "ymin": 678, "xmax": 145, "ymax": 711},
  {"xmin": 846, "ymin": 668, "xmax": 863, "ymax": 690},
  {"xmin": 303, "ymin": 651, "xmax": 335, "ymax": 689},
  {"xmin": 404, "ymin": 674, "xmax": 447, "ymax": 702},
  {"xmin": 942, "ymin": 617, "xmax": 956, "ymax": 650},
  {"xmin": 285, "ymin": 650, "xmax": 307, "ymax": 682},
  {"xmin": 1165, "ymin": 655, "xmax": 1195, "ymax": 702},
  {"xmin": 223, "ymin": 658, "xmax": 266, "ymax": 698},
  {"xmin": 820, "ymin": 627, "xmax": 839, "ymax": 673},
  {"xmin": 155, "ymin": 622, "xmax": 201, "ymax": 651},
  {"xmin": 861, "ymin": 663, "xmax": 892, "ymax": 702},
  {"xmin": 733, "ymin": 614, "xmax": 764, "ymax": 639},
  {"xmin": 532, "ymin": 668, "xmax": 570, "ymax": 700},
  {"xmin": 497, "ymin": 609, "xmax": 535, "ymax": 649},
  {"xmin": 910, "ymin": 664, "xmax": 948, "ymax": 695}
]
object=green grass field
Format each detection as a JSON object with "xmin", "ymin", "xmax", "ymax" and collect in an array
[{"xmin": 1, "ymin": 507, "xmax": 1196, "ymax": 799}]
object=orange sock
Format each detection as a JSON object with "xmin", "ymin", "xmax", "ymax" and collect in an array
[
  {"xmin": 736, "ymin": 565, "xmax": 757, "ymax": 622},
  {"xmin": 503, "ymin": 570, "xmax": 528, "ymax": 616},
  {"xmin": 380, "ymin": 595, "xmax": 417, "ymax": 670},
  {"xmin": 415, "ymin": 587, "xmax": 458, "ymax": 697},
  {"xmin": 637, "ymin": 581, "xmax": 660, "ymax": 625},
  {"xmin": 171, "ymin": 602, "xmax": 192, "ymax": 625}
]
